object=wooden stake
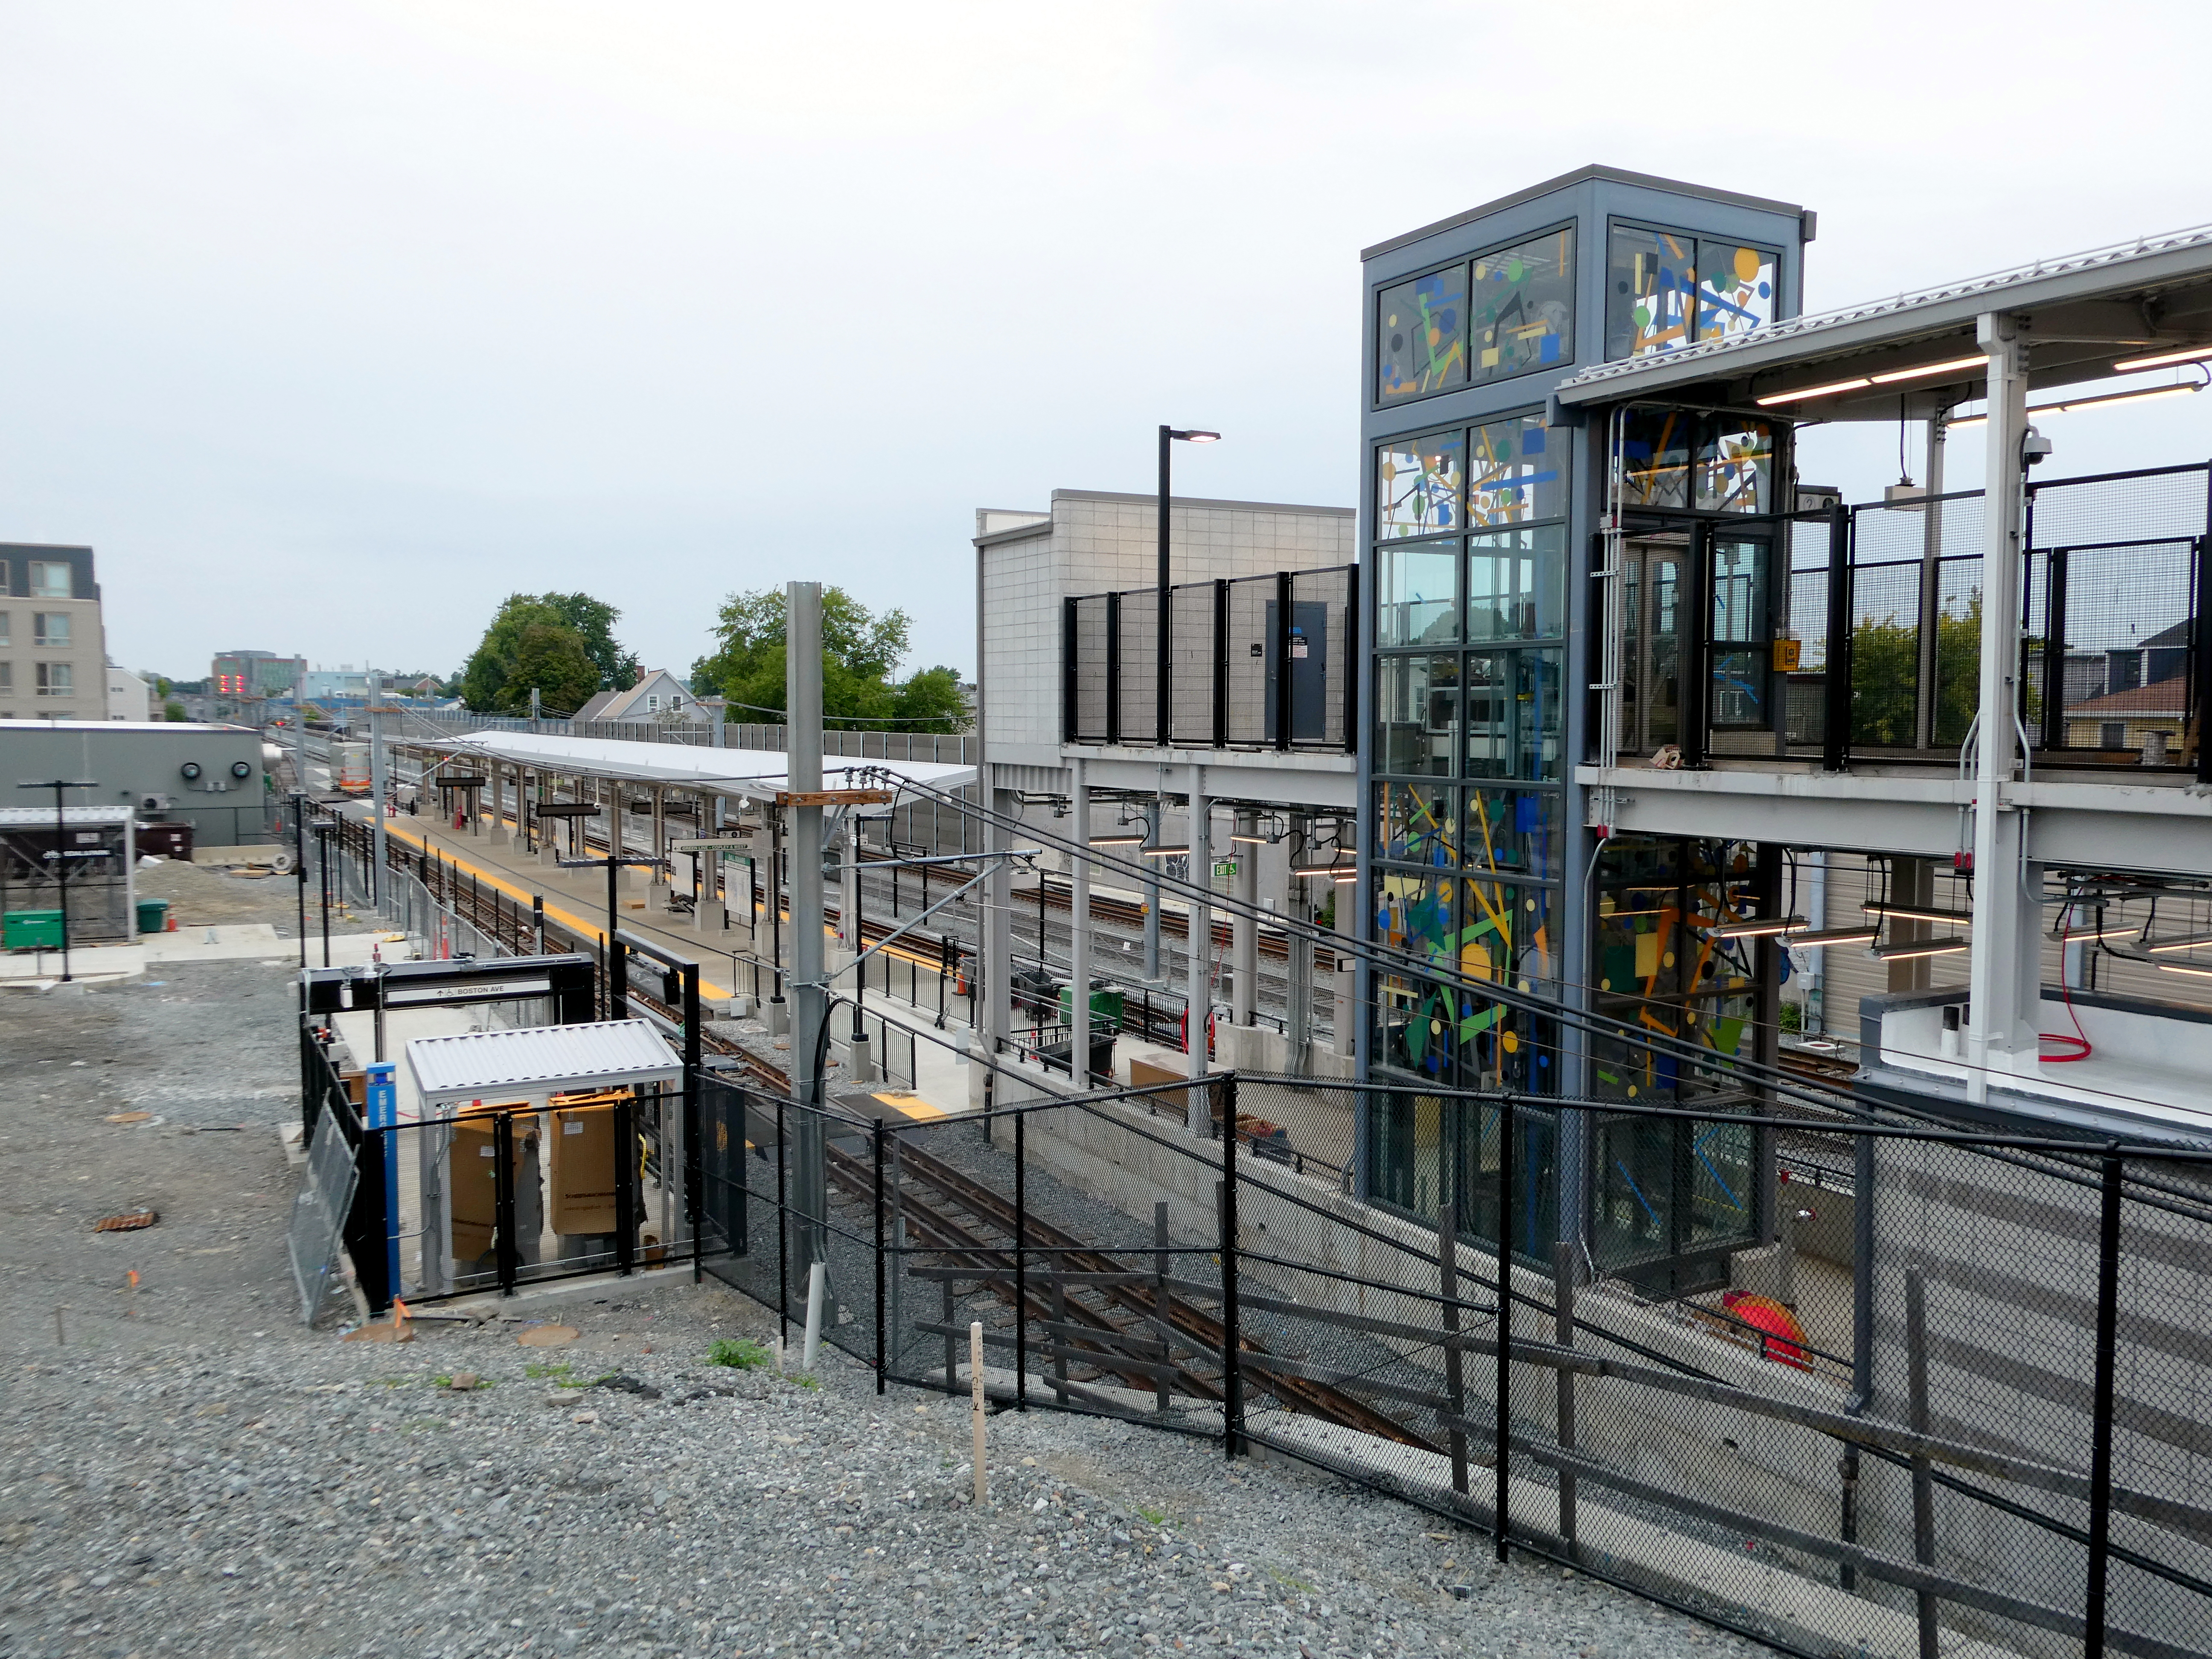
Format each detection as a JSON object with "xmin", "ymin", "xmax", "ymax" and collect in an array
[{"xmin": 970, "ymin": 1320, "xmax": 987, "ymax": 1505}]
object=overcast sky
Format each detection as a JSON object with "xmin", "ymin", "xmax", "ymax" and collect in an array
[{"xmin": 5, "ymin": 2, "xmax": 2212, "ymax": 686}]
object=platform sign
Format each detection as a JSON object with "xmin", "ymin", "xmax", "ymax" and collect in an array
[{"xmin": 364, "ymin": 1062, "xmax": 401, "ymax": 1295}]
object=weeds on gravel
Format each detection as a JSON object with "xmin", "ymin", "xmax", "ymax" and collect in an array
[
  {"xmin": 707, "ymin": 1338, "xmax": 773, "ymax": 1370},
  {"xmin": 524, "ymin": 1362, "xmax": 575, "ymax": 1381},
  {"xmin": 1136, "ymin": 1506, "xmax": 1170, "ymax": 1527}
]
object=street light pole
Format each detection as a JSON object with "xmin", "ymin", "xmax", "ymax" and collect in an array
[
  {"xmin": 17, "ymin": 779, "xmax": 97, "ymax": 982},
  {"xmin": 1155, "ymin": 425, "xmax": 1221, "ymax": 748}
]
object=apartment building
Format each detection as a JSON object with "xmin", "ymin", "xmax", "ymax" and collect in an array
[{"xmin": 0, "ymin": 544, "xmax": 106, "ymax": 720}]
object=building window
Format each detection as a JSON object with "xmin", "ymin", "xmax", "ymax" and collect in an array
[
  {"xmin": 1606, "ymin": 225, "xmax": 1778, "ymax": 361},
  {"xmin": 1376, "ymin": 539, "xmax": 1459, "ymax": 648},
  {"xmin": 1373, "ymin": 226, "xmax": 1576, "ymax": 407},
  {"xmin": 1374, "ymin": 654, "xmax": 1460, "ymax": 776},
  {"xmin": 33, "ymin": 612, "xmax": 68, "ymax": 647},
  {"xmin": 1467, "ymin": 525, "xmax": 1566, "ymax": 642},
  {"xmin": 646, "ymin": 693, "xmax": 660, "ymax": 712},
  {"xmin": 1377, "ymin": 265, "xmax": 1469, "ymax": 405},
  {"xmin": 1617, "ymin": 407, "xmax": 1774, "ymax": 515},
  {"xmin": 1468, "ymin": 226, "xmax": 1574, "ymax": 385},
  {"xmin": 36, "ymin": 662, "xmax": 73, "ymax": 697},
  {"xmin": 0, "ymin": 611, "xmax": 9, "ymax": 646},
  {"xmin": 1469, "ymin": 413, "xmax": 1568, "ymax": 528},
  {"xmin": 2102, "ymin": 721, "xmax": 2127, "ymax": 750},
  {"xmin": 1377, "ymin": 429, "xmax": 1464, "ymax": 539},
  {"xmin": 28, "ymin": 562, "xmax": 73, "ymax": 600},
  {"xmin": 0, "ymin": 663, "xmax": 11, "ymax": 693}
]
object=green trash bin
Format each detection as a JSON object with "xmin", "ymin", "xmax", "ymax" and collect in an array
[
  {"xmin": 137, "ymin": 899, "xmax": 170, "ymax": 935},
  {"xmin": 4, "ymin": 910, "xmax": 65, "ymax": 950}
]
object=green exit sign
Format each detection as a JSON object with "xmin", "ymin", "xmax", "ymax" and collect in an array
[{"xmin": 1213, "ymin": 859, "xmax": 1238, "ymax": 880}]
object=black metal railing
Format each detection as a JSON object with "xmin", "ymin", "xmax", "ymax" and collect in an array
[
  {"xmin": 1617, "ymin": 461, "xmax": 2212, "ymax": 783},
  {"xmin": 1064, "ymin": 564, "xmax": 1357, "ymax": 752}
]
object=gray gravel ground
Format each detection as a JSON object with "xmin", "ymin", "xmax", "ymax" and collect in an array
[{"xmin": 0, "ymin": 874, "xmax": 1767, "ymax": 1659}]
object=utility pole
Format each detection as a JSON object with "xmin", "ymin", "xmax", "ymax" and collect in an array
[
  {"xmin": 1141, "ymin": 796, "xmax": 1162, "ymax": 981},
  {"xmin": 17, "ymin": 779, "xmax": 97, "ymax": 982},
  {"xmin": 368, "ymin": 671, "xmax": 389, "ymax": 909},
  {"xmin": 787, "ymin": 582, "xmax": 830, "ymax": 1271}
]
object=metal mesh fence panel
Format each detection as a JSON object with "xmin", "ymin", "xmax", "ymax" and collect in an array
[
  {"xmin": 1069, "ymin": 594, "xmax": 1110, "ymax": 741},
  {"xmin": 1849, "ymin": 558, "xmax": 1925, "ymax": 749},
  {"xmin": 1116, "ymin": 595, "xmax": 1158, "ymax": 743},
  {"xmin": 1170, "ymin": 583, "xmax": 1216, "ymax": 746}
]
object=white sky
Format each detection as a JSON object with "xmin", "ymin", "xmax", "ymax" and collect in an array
[{"xmin": 5, "ymin": 1, "xmax": 2212, "ymax": 685}]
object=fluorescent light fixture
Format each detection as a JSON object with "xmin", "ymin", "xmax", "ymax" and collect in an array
[
  {"xmin": 1699, "ymin": 915, "xmax": 1806, "ymax": 939},
  {"xmin": 1087, "ymin": 832, "xmax": 1145, "ymax": 847},
  {"xmin": 1228, "ymin": 831, "xmax": 1273, "ymax": 845},
  {"xmin": 1863, "ymin": 902, "xmax": 1975, "ymax": 926},
  {"xmin": 1868, "ymin": 354, "xmax": 1989, "ymax": 387},
  {"xmin": 1946, "ymin": 381, "xmax": 2202, "ymax": 430},
  {"xmin": 1139, "ymin": 843, "xmax": 1190, "ymax": 858},
  {"xmin": 1291, "ymin": 859, "xmax": 1350, "ymax": 877},
  {"xmin": 1874, "ymin": 938, "xmax": 1970, "ymax": 961},
  {"xmin": 2144, "ymin": 929, "xmax": 2212, "ymax": 954},
  {"xmin": 1756, "ymin": 375, "xmax": 1873, "ymax": 407},
  {"xmin": 1786, "ymin": 926, "xmax": 1880, "ymax": 947},
  {"xmin": 2113, "ymin": 344, "xmax": 2212, "ymax": 373},
  {"xmin": 2158, "ymin": 960, "xmax": 2212, "ymax": 979},
  {"xmin": 1332, "ymin": 870, "xmax": 1359, "ymax": 883}
]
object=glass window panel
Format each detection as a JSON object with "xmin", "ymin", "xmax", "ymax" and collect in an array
[
  {"xmin": 1517, "ymin": 650, "xmax": 1563, "ymax": 780},
  {"xmin": 1696, "ymin": 419, "xmax": 1774, "ymax": 513},
  {"xmin": 1694, "ymin": 242, "xmax": 1777, "ymax": 345},
  {"xmin": 1375, "ymin": 780, "xmax": 1457, "ymax": 868},
  {"xmin": 1377, "ymin": 431, "xmax": 1465, "ymax": 540},
  {"xmin": 29, "ymin": 561, "xmax": 72, "ymax": 600},
  {"xmin": 1467, "ymin": 414, "xmax": 1568, "ymax": 528},
  {"xmin": 1464, "ymin": 652, "xmax": 1511, "ymax": 778},
  {"xmin": 1374, "ymin": 652, "xmax": 1459, "ymax": 777},
  {"xmin": 1618, "ymin": 408, "xmax": 1692, "ymax": 509},
  {"xmin": 1467, "ymin": 524, "xmax": 1566, "ymax": 641},
  {"xmin": 1592, "ymin": 1115, "xmax": 1676, "ymax": 1266},
  {"xmin": 1376, "ymin": 870, "xmax": 1455, "ymax": 973},
  {"xmin": 1372, "ymin": 975, "xmax": 1459, "ymax": 1087},
  {"xmin": 1464, "ymin": 786, "xmax": 1562, "ymax": 880},
  {"xmin": 1710, "ymin": 538, "xmax": 1769, "ymax": 644},
  {"xmin": 1606, "ymin": 226, "xmax": 1695, "ymax": 360},
  {"xmin": 1375, "ymin": 538, "xmax": 1459, "ymax": 647},
  {"xmin": 1376, "ymin": 266, "xmax": 1469, "ymax": 405},
  {"xmin": 1468, "ymin": 228, "xmax": 1575, "ymax": 384}
]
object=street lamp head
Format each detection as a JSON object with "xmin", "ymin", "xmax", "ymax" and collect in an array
[{"xmin": 1168, "ymin": 429, "xmax": 1221, "ymax": 443}]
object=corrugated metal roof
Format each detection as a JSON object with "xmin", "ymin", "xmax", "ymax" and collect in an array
[
  {"xmin": 421, "ymin": 729, "xmax": 976, "ymax": 795},
  {"xmin": 405, "ymin": 1018, "xmax": 682, "ymax": 1103},
  {"xmin": 0, "ymin": 805, "xmax": 133, "ymax": 826}
]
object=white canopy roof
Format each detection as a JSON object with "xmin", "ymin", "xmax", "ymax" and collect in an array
[
  {"xmin": 405, "ymin": 1018, "xmax": 682, "ymax": 1109},
  {"xmin": 421, "ymin": 730, "xmax": 974, "ymax": 799}
]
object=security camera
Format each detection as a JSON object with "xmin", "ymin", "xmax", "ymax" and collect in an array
[{"xmin": 2022, "ymin": 426, "xmax": 2054, "ymax": 467}]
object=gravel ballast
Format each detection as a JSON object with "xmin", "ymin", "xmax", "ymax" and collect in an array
[
  {"xmin": 2, "ymin": 1286, "xmax": 1767, "ymax": 1659},
  {"xmin": 0, "ymin": 873, "xmax": 1765, "ymax": 1658}
]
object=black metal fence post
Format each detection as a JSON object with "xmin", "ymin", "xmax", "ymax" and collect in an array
[
  {"xmin": 776, "ymin": 1097, "xmax": 789, "ymax": 1351},
  {"xmin": 2085, "ymin": 1149, "xmax": 2125, "ymax": 1659},
  {"xmin": 614, "ymin": 1094, "xmax": 636, "ymax": 1277},
  {"xmin": 874, "ymin": 1120, "xmax": 888, "ymax": 1394},
  {"xmin": 1495, "ymin": 1094, "xmax": 1513, "ymax": 1561},
  {"xmin": 683, "ymin": 966, "xmax": 703, "ymax": 1285},
  {"xmin": 492, "ymin": 1112, "xmax": 518, "ymax": 1297},
  {"xmin": 1222, "ymin": 1073, "xmax": 1243, "ymax": 1458},
  {"xmin": 1824, "ymin": 500, "xmax": 1852, "ymax": 770},
  {"xmin": 1015, "ymin": 1108, "xmax": 1027, "ymax": 1411}
]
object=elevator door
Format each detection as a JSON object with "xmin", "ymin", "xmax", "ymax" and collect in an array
[{"xmin": 1622, "ymin": 535, "xmax": 1686, "ymax": 756}]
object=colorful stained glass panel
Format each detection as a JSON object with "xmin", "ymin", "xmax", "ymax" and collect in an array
[
  {"xmin": 1696, "ymin": 245, "xmax": 1778, "ymax": 345},
  {"xmin": 1377, "ymin": 430, "xmax": 1465, "ymax": 540},
  {"xmin": 1607, "ymin": 226, "xmax": 1695, "ymax": 360},
  {"xmin": 1468, "ymin": 415, "xmax": 1568, "ymax": 528},
  {"xmin": 1695, "ymin": 419, "xmax": 1774, "ymax": 513},
  {"xmin": 1469, "ymin": 229, "xmax": 1575, "ymax": 384},
  {"xmin": 1375, "ymin": 780, "xmax": 1457, "ymax": 867},
  {"xmin": 1377, "ymin": 266, "xmax": 1469, "ymax": 405}
]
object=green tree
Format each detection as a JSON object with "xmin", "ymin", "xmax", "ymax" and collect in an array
[
  {"xmin": 1850, "ymin": 592, "xmax": 1985, "ymax": 748},
  {"xmin": 163, "ymin": 699, "xmax": 187, "ymax": 722},
  {"xmin": 505, "ymin": 623, "xmax": 601, "ymax": 716},
  {"xmin": 458, "ymin": 592, "xmax": 636, "ymax": 713},
  {"xmin": 691, "ymin": 587, "xmax": 969, "ymax": 733}
]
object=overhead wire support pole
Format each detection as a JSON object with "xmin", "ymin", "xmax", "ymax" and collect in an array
[{"xmin": 787, "ymin": 580, "xmax": 830, "ymax": 1272}]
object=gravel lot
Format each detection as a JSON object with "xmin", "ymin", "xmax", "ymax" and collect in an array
[{"xmin": 0, "ymin": 870, "xmax": 1764, "ymax": 1659}]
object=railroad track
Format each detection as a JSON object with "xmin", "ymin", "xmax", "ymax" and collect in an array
[{"xmin": 821, "ymin": 1132, "xmax": 1438, "ymax": 1451}]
